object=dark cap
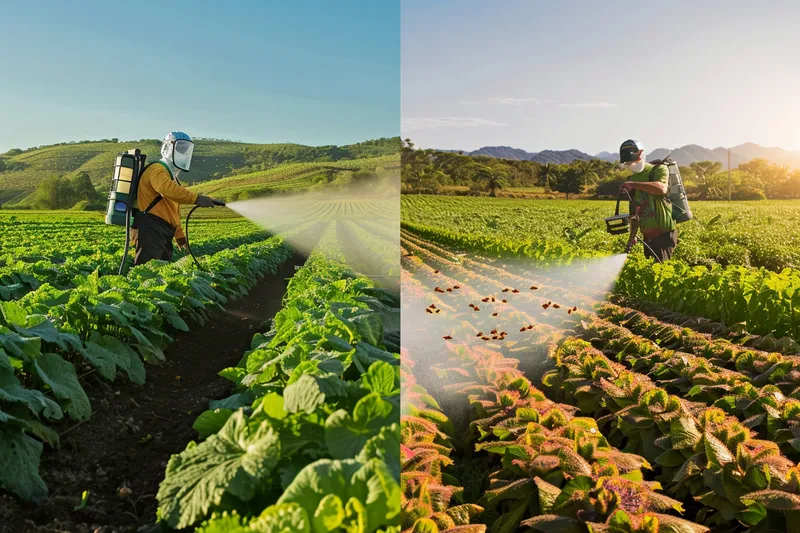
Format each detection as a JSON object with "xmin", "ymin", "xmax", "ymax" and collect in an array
[{"xmin": 620, "ymin": 139, "xmax": 644, "ymax": 163}]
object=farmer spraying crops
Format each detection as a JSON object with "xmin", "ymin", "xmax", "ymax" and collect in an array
[
  {"xmin": 618, "ymin": 139, "xmax": 678, "ymax": 262},
  {"xmin": 132, "ymin": 132, "xmax": 219, "ymax": 265}
]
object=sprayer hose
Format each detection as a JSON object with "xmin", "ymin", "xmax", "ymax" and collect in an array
[{"xmin": 184, "ymin": 206, "xmax": 205, "ymax": 271}]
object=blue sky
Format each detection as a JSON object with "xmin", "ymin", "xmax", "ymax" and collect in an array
[
  {"xmin": 0, "ymin": 1, "xmax": 399, "ymax": 152},
  {"xmin": 402, "ymin": 0, "xmax": 800, "ymax": 154}
]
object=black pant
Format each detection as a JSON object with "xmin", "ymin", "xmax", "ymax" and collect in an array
[
  {"xmin": 133, "ymin": 212, "xmax": 175, "ymax": 266},
  {"xmin": 644, "ymin": 230, "xmax": 678, "ymax": 262}
]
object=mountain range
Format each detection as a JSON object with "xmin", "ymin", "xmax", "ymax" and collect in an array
[{"xmin": 450, "ymin": 142, "xmax": 800, "ymax": 168}]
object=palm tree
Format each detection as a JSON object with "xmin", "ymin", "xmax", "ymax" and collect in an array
[
  {"xmin": 541, "ymin": 163, "xmax": 560, "ymax": 192},
  {"xmin": 690, "ymin": 161, "xmax": 723, "ymax": 199},
  {"xmin": 473, "ymin": 164, "xmax": 505, "ymax": 197}
]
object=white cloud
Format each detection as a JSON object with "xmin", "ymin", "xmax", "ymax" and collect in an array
[
  {"xmin": 401, "ymin": 117, "xmax": 508, "ymax": 132},
  {"xmin": 559, "ymin": 102, "xmax": 619, "ymax": 109},
  {"xmin": 487, "ymin": 97, "xmax": 548, "ymax": 106}
]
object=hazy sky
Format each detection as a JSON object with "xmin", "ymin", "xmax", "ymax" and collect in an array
[
  {"xmin": 0, "ymin": 1, "xmax": 399, "ymax": 152},
  {"xmin": 402, "ymin": 0, "xmax": 800, "ymax": 154}
]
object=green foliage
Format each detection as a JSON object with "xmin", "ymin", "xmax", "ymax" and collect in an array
[
  {"xmin": 615, "ymin": 254, "xmax": 800, "ymax": 339},
  {"xmin": 0, "ymin": 228, "xmax": 291, "ymax": 501},
  {"xmin": 157, "ymin": 411, "xmax": 281, "ymax": 529},
  {"xmin": 156, "ymin": 228, "xmax": 401, "ymax": 530}
]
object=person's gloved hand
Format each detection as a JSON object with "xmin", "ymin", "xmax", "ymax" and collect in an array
[
  {"xmin": 195, "ymin": 195, "xmax": 215, "ymax": 207},
  {"xmin": 176, "ymin": 237, "xmax": 188, "ymax": 251}
]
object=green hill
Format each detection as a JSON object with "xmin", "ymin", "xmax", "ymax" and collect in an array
[
  {"xmin": 0, "ymin": 137, "xmax": 400, "ymax": 205},
  {"xmin": 189, "ymin": 154, "xmax": 400, "ymax": 202}
]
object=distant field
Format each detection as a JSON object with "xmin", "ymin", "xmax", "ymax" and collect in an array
[
  {"xmin": 505, "ymin": 186, "xmax": 547, "ymax": 193},
  {"xmin": 189, "ymin": 154, "xmax": 399, "ymax": 202},
  {"xmin": 402, "ymin": 195, "xmax": 800, "ymax": 271}
]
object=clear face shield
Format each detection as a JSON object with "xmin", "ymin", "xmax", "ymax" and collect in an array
[{"xmin": 173, "ymin": 140, "xmax": 194, "ymax": 171}]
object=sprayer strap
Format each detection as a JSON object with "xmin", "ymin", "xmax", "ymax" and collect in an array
[{"xmin": 143, "ymin": 195, "xmax": 164, "ymax": 214}]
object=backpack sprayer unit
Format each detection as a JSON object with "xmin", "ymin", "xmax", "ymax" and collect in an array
[
  {"xmin": 604, "ymin": 156, "xmax": 693, "ymax": 256},
  {"xmin": 106, "ymin": 149, "xmax": 224, "ymax": 275}
]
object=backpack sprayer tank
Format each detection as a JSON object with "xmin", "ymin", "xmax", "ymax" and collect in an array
[
  {"xmin": 106, "ymin": 149, "xmax": 147, "ymax": 275},
  {"xmin": 662, "ymin": 159, "xmax": 693, "ymax": 223},
  {"xmin": 106, "ymin": 149, "xmax": 146, "ymax": 226}
]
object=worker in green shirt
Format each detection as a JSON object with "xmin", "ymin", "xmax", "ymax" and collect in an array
[{"xmin": 618, "ymin": 139, "xmax": 677, "ymax": 261}]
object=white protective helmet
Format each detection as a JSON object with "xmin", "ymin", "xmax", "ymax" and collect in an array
[{"xmin": 161, "ymin": 131, "xmax": 194, "ymax": 172}]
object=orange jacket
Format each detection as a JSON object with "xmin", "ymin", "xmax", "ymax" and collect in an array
[{"xmin": 136, "ymin": 161, "xmax": 198, "ymax": 239}]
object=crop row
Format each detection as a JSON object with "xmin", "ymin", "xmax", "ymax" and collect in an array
[
  {"xmin": 401, "ymin": 358, "xmax": 486, "ymax": 533},
  {"xmin": 401, "ymin": 321, "xmax": 707, "ymax": 532},
  {"xmin": 340, "ymin": 220, "xmax": 400, "ymax": 278},
  {"xmin": 592, "ymin": 302, "xmax": 800, "ymax": 397},
  {"xmin": 0, "ymin": 235, "xmax": 292, "ymax": 501},
  {"xmin": 0, "ymin": 218, "xmax": 271, "ymax": 300},
  {"xmin": 616, "ymin": 254, "xmax": 800, "ymax": 340},
  {"xmin": 402, "ymin": 229, "xmax": 608, "ymax": 305},
  {"xmin": 573, "ymin": 310, "xmax": 800, "ymax": 459},
  {"xmin": 609, "ymin": 295, "xmax": 800, "ymax": 355},
  {"xmin": 154, "ymin": 220, "xmax": 402, "ymax": 532},
  {"xmin": 544, "ymin": 338, "xmax": 800, "ymax": 528},
  {"xmin": 402, "ymin": 221, "xmax": 594, "ymax": 265}
]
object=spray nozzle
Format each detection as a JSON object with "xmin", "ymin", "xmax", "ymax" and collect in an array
[
  {"xmin": 624, "ymin": 236, "xmax": 638, "ymax": 254},
  {"xmin": 212, "ymin": 199, "xmax": 226, "ymax": 207}
]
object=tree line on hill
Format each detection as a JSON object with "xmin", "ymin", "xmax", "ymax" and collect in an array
[{"xmin": 401, "ymin": 139, "xmax": 800, "ymax": 200}]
